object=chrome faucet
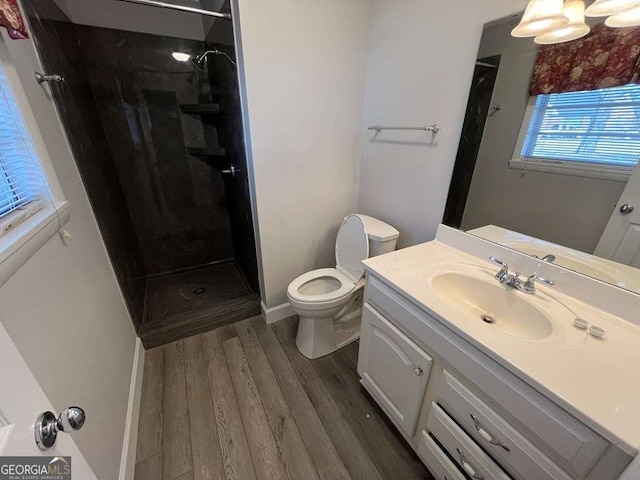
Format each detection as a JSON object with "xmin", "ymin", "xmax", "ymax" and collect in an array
[
  {"xmin": 531, "ymin": 253, "xmax": 556, "ymax": 263},
  {"xmin": 489, "ymin": 257, "xmax": 554, "ymax": 294}
]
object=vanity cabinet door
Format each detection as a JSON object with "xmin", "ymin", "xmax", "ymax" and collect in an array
[{"xmin": 358, "ymin": 303, "xmax": 433, "ymax": 436}]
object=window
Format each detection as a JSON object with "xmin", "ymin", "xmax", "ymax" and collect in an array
[
  {"xmin": 513, "ymin": 84, "xmax": 640, "ymax": 180},
  {"xmin": 0, "ymin": 35, "xmax": 69, "ymax": 285},
  {"xmin": 0, "ymin": 55, "xmax": 49, "ymax": 232}
]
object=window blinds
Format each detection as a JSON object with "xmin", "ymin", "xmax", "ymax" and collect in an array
[
  {"xmin": 522, "ymin": 84, "xmax": 640, "ymax": 168},
  {"xmin": 0, "ymin": 57, "xmax": 49, "ymax": 218}
]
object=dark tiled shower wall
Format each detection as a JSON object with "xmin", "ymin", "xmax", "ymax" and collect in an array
[
  {"xmin": 23, "ymin": 0, "xmax": 260, "ymax": 328},
  {"xmin": 202, "ymin": 0, "xmax": 259, "ymax": 293},
  {"xmin": 204, "ymin": 42, "xmax": 260, "ymax": 293},
  {"xmin": 73, "ymin": 26, "xmax": 235, "ymax": 273},
  {"xmin": 23, "ymin": 1, "xmax": 147, "ymax": 322},
  {"xmin": 443, "ymin": 55, "xmax": 502, "ymax": 229}
]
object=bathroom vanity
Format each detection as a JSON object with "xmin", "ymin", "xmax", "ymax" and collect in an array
[{"xmin": 357, "ymin": 226, "xmax": 640, "ymax": 480}]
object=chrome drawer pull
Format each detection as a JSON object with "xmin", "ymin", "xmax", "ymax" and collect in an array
[
  {"xmin": 457, "ymin": 448, "xmax": 485, "ymax": 480},
  {"xmin": 413, "ymin": 366, "xmax": 423, "ymax": 376},
  {"xmin": 471, "ymin": 414, "xmax": 511, "ymax": 452}
]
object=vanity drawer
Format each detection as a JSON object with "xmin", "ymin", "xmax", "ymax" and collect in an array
[
  {"xmin": 417, "ymin": 430, "xmax": 467, "ymax": 480},
  {"xmin": 366, "ymin": 276, "xmax": 608, "ymax": 477},
  {"xmin": 437, "ymin": 370, "xmax": 572, "ymax": 480},
  {"xmin": 427, "ymin": 402, "xmax": 511, "ymax": 480}
]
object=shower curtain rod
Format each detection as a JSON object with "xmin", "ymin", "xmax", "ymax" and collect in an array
[{"xmin": 118, "ymin": 0, "xmax": 232, "ymax": 20}]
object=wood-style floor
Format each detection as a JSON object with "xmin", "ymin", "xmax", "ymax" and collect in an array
[{"xmin": 134, "ymin": 316, "xmax": 433, "ymax": 480}]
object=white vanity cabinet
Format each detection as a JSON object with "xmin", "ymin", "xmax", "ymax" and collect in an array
[
  {"xmin": 358, "ymin": 274, "xmax": 633, "ymax": 480},
  {"xmin": 357, "ymin": 303, "xmax": 433, "ymax": 436}
]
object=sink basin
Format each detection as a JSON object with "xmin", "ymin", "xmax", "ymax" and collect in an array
[{"xmin": 430, "ymin": 272, "xmax": 553, "ymax": 340}]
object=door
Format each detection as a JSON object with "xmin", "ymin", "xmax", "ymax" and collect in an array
[
  {"xmin": 595, "ymin": 165, "xmax": 640, "ymax": 267},
  {"xmin": 0, "ymin": 322, "xmax": 96, "ymax": 478},
  {"xmin": 358, "ymin": 304, "xmax": 433, "ymax": 436}
]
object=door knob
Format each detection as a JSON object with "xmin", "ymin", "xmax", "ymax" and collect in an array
[
  {"xmin": 620, "ymin": 204, "xmax": 634, "ymax": 215},
  {"xmin": 413, "ymin": 366, "xmax": 423, "ymax": 376},
  {"xmin": 35, "ymin": 406, "xmax": 86, "ymax": 450}
]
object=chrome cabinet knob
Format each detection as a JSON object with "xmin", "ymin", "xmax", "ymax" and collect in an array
[
  {"xmin": 620, "ymin": 204, "xmax": 634, "ymax": 215},
  {"xmin": 35, "ymin": 406, "xmax": 86, "ymax": 450},
  {"xmin": 413, "ymin": 366, "xmax": 423, "ymax": 376}
]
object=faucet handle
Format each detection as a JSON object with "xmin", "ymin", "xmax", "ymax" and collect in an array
[
  {"xmin": 489, "ymin": 257, "xmax": 507, "ymax": 268},
  {"xmin": 530, "ymin": 274, "xmax": 554, "ymax": 286},
  {"xmin": 489, "ymin": 257, "xmax": 509, "ymax": 280},
  {"xmin": 523, "ymin": 274, "xmax": 555, "ymax": 293}
]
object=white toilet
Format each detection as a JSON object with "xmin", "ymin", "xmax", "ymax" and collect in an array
[{"xmin": 288, "ymin": 214, "xmax": 399, "ymax": 359}]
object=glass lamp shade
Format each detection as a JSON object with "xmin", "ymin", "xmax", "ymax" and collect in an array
[
  {"xmin": 584, "ymin": 0, "xmax": 640, "ymax": 17},
  {"xmin": 606, "ymin": 5, "xmax": 640, "ymax": 26},
  {"xmin": 512, "ymin": 0, "xmax": 570, "ymax": 38},
  {"xmin": 535, "ymin": 0, "xmax": 591, "ymax": 44}
]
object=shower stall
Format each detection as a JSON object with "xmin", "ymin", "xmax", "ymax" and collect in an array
[{"xmin": 24, "ymin": 0, "xmax": 260, "ymax": 347}]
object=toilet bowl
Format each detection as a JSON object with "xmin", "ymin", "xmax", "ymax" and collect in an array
[{"xmin": 287, "ymin": 214, "xmax": 399, "ymax": 359}]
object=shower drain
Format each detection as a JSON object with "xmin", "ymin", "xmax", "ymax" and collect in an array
[
  {"xmin": 192, "ymin": 287, "xmax": 206, "ymax": 295},
  {"xmin": 481, "ymin": 315, "xmax": 495, "ymax": 324}
]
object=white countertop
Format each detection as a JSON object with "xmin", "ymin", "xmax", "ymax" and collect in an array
[{"xmin": 362, "ymin": 240, "xmax": 640, "ymax": 455}]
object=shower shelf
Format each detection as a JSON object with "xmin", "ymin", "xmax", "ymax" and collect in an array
[
  {"xmin": 187, "ymin": 146, "xmax": 226, "ymax": 157},
  {"xmin": 180, "ymin": 103, "xmax": 221, "ymax": 115}
]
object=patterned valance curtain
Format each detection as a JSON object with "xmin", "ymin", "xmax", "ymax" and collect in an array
[
  {"xmin": 0, "ymin": 0, "xmax": 28, "ymax": 39},
  {"xmin": 530, "ymin": 23, "xmax": 640, "ymax": 95}
]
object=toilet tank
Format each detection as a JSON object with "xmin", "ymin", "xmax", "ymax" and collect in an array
[{"xmin": 357, "ymin": 215, "xmax": 400, "ymax": 257}]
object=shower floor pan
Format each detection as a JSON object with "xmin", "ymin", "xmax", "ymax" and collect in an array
[{"xmin": 139, "ymin": 260, "xmax": 260, "ymax": 348}]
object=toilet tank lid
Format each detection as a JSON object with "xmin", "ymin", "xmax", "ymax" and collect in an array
[{"xmin": 356, "ymin": 215, "xmax": 400, "ymax": 242}]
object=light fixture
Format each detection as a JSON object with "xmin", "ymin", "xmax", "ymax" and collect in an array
[
  {"xmin": 605, "ymin": 4, "xmax": 640, "ymax": 25},
  {"xmin": 535, "ymin": 0, "xmax": 591, "ymax": 44},
  {"xmin": 584, "ymin": 0, "xmax": 640, "ymax": 17},
  {"xmin": 171, "ymin": 52, "xmax": 191, "ymax": 62},
  {"xmin": 512, "ymin": 0, "xmax": 570, "ymax": 38}
]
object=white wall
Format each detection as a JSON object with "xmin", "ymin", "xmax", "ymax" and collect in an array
[
  {"xmin": 55, "ymin": 0, "xmax": 206, "ymax": 40},
  {"xmin": 235, "ymin": 0, "xmax": 373, "ymax": 308},
  {"xmin": 0, "ymin": 28, "xmax": 137, "ymax": 480},
  {"xmin": 357, "ymin": 0, "xmax": 529, "ymax": 248}
]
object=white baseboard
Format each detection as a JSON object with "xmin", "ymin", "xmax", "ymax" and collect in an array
[
  {"xmin": 261, "ymin": 301, "xmax": 295, "ymax": 324},
  {"xmin": 118, "ymin": 338, "xmax": 145, "ymax": 480}
]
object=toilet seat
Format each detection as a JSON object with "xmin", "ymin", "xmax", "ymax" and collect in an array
[
  {"xmin": 287, "ymin": 268, "xmax": 356, "ymax": 305},
  {"xmin": 287, "ymin": 214, "xmax": 398, "ymax": 359}
]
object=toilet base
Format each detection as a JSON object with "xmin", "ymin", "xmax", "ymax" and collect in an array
[{"xmin": 295, "ymin": 306, "xmax": 362, "ymax": 360}]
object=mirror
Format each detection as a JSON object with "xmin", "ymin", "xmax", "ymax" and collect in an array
[{"xmin": 444, "ymin": 14, "xmax": 640, "ymax": 295}]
